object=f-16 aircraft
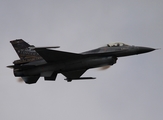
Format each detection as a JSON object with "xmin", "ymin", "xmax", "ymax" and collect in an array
[{"xmin": 7, "ymin": 39, "xmax": 156, "ymax": 84}]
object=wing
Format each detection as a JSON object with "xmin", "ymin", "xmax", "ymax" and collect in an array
[
  {"xmin": 35, "ymin": 48, "xmax": 83, "ymax": 63},
  {"xmin": 61, "ymin": 69, "xmax": 95, "ymax": 82},
  {"xmin": 62, "ymin": 69, "xmax": 87, "ymax": 78},
  {"xmin": 62, "ymin": 69, "xmax": 88, "ymax": 82}
]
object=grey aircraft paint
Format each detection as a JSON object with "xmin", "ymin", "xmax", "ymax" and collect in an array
[{"xmin": 7, "ymin": 39, "xmax": 156, "ymax": 84}]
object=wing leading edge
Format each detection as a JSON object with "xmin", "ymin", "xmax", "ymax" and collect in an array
[{"xmin": 35, "ymin": 48, "xmax": 83, "ymax": 63}]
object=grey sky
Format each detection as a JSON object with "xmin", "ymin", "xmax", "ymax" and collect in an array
[{"xmin": 1, "ymin": 0, "xmax": 163, "ymax": 120}]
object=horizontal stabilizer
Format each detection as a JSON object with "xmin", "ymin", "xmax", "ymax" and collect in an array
[
  {"xmin": 7, "ymin": 65, "xmax": 15, "ymax": 69},
  {"xmin": 22, "ymin": 76, "xmax": 40, "ymax": 84},
  {"xmin": 7, "ymin": 65, "xmax": 35, "ymax": 69}
]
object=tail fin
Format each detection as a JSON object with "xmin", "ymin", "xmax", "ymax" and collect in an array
[{"xmin": 10, "ymin": 39, "xmax": 42, "ymax": 64}]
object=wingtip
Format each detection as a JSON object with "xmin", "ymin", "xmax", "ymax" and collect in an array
[{"xmin": 155, "ymin": 48, "xmax": 161, "ymax": 50}]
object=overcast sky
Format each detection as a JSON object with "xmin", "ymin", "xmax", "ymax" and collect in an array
[{"xmin": 1, "ymin": 0, "xmax": 163, "ymax": 120}]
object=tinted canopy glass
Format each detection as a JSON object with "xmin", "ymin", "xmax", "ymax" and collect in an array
[{"xmin": 108, "ymin": 43, "xmax": 129, "ymax": 47}]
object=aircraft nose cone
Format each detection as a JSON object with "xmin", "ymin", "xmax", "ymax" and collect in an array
[{"xmin": 138, "ymin": 47, "xmax": 156, "ymax": 54}]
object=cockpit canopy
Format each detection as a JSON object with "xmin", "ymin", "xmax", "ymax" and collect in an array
[{"xmin": 107, "ymin": 43, "xmax": 129, "ymax": 47}]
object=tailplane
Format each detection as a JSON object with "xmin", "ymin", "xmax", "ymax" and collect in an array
[
  {"xmin": 10, "ymin": 39, "xmax": 42, "ymax": 64},
  {"xmin": 22, "ymin": 76, "xmax": 40, "ymax": 84}
]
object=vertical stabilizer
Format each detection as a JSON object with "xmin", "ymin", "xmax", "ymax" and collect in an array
[{"xmin": 10, "ymin": 39, "xmax": 42, "ymax": 64}]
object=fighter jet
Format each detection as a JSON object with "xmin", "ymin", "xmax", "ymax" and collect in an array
[{"xmin": 7, "ymin": 39, "xmax": 156, "ymax": 84}]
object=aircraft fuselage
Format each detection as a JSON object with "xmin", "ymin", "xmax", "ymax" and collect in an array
[
  {"xmin": 8, "ymin": 39, "xmax": 156, "ymax": 84},
  {"xmin": 14, "ymin": 56, "xmax": 117, "ymax": 77}
]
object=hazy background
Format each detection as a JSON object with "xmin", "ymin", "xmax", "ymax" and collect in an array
[{"xmin": 1, "ymin": 0, "xmax": 163, "ymax": 120}]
